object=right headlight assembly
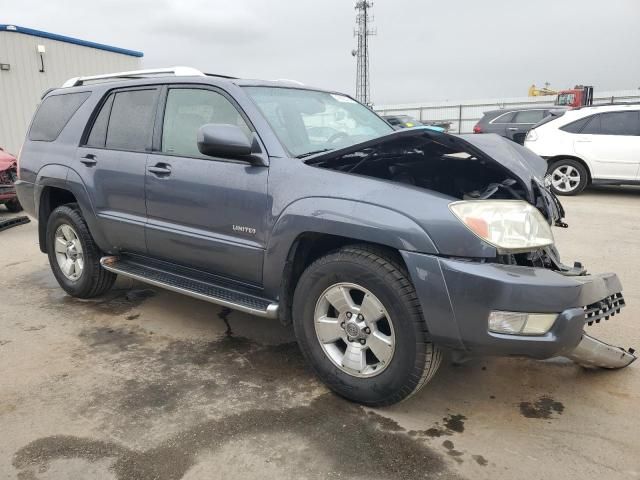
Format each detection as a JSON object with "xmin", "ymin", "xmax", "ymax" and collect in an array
[{"xmin": 449, "ymin": 200, "xmax": 554, "ymax": 254}]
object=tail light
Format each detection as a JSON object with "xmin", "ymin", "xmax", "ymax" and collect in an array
[{"xmin": 473, "ymin": 124, "xmax": 482, "ymax": 134}]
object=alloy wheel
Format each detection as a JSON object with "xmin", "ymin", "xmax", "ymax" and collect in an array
[{"xmin": 314, "ymin": 282, "xmax": 395, "ymax": 378}]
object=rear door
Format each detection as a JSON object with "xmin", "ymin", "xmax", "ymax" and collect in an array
[
  {"xmin": 508, "ymin": 110, "xmax": 547, "ymax": 144},
  {"xmin": 77, "ymin": 87, "xmax": 160, "ymax": 252},
  {"xmin": 573, "ymin": 111, "xmax": 640, "ymax": 180},
  {"xmin": 144, "ymin": 85, "xmax": 269, "ymax": 285}
]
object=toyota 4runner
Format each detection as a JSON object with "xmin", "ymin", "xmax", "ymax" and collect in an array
[{"xmin": 15, "ymin": 67, "xmax": 635, "ymax": 406}]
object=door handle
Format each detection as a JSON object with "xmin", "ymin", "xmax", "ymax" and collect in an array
[
  {"xmin": 507, "ymin": 127, "xmax": 519, "ymax": 131},
  {"xmin": 148, "ymin": 164, "xmax": 172, "ymax": 175},
  {"xmin": 80, "ymin": 154, "xmax": 97, "ymax": 166},
  {"xmin": 576, "ymin": 139, "xmax": 592, "ymax": 143}
]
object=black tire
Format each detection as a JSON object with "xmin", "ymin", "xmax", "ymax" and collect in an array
[
  {"xmin": 5, "ymin": 198, "xmax": 22, "ymax": 213},
  {"xmin": 46, "ymin": 204, "xmax": 116, "ymax": 298},
  {"xmin": 292, "ymin": 244, "xmax": 441, "ymax": 406},
  {"xmin": 548, "ymin": 158, "xmax": 589, "ymax": 196}
]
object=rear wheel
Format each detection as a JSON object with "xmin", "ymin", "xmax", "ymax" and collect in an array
[
  {"xmin": 292, "ymin": 245, "xmax": 441, "ymax": 406},
  {"xmin": 46, "ymin": 204, "xmax": 116, "ymax": 298},
  {"xmin": 548, "ymin": 159, "xmax": 588, "ymax": 195}
]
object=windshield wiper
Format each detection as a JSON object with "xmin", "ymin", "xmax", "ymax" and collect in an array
[{"xmin": 296, "ymin": 149, "xmax": 333, "ymax": 159}]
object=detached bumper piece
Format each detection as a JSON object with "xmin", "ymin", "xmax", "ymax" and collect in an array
[
  {"xmin": 566, "ymin": 334, "xmax": 636, "ymax": 369},
  {"xmin": 564, "ymin": 291, "xmax": 635, "ymax": 369},
  {"xmin": 0, "ymin": 216, "xmax": 30, "ymax": 232}
]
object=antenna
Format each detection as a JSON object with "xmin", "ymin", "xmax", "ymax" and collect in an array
[{"xmin": 353, "ymin": 1, "xmax": 376, "ymax": 106}]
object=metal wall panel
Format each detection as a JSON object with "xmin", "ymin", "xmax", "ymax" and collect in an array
[{"xmin": 0, "ymin": 31, "xmax": 141, "ymax": 153}]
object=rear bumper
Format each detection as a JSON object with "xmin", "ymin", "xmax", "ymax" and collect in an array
[
  {"xmin": 401, "ymin": 251, "xmax": 629, "ymax": 359},
  {"xmin": 14, "ymin": 180, "xmax": 36, "ymax": 216}
]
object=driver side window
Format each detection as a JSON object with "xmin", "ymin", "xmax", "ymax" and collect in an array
[{"xmin": 161, "ymin": 88, "xmax": 251, "ymax": 158}]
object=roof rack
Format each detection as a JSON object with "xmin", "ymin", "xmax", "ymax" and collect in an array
[{"xmin": 62, "ymin": 66, "xmax": 205, "ymax": 87}]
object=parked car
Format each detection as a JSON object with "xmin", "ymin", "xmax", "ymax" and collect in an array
[
  {"xmin": 473, "ymin": 107, "xmax": 566, "ymax": 144},
  {"xmin": 15, "ymin": 67, "xmax": 635, "ymax": 406},
  {"xmin": 525, "ymin": 104, "xmax": 640, "ymax": 195},
  {"xmin": 382, "ymin": 114, "xmax": 423, "ymax": 129},
  {"xmin": 0, "ymin": 148, "xmax": 22, "ymax": 212}
]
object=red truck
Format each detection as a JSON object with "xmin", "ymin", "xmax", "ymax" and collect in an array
[
  {"xmin": 555, "ymin": 85, "xmax": 594, "ymax": 108},
  {"xmin": 0, "ymin": 148, "xmax": 22, "ymax": 212}
]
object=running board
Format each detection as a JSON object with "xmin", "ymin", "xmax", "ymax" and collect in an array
[
  {"xmin": 100, "ymin": 256, "xmax": 279, "ymax": 319},
  {"xmin": 565, "ymin": 333, "xmax": 636, "ymax": 369}
]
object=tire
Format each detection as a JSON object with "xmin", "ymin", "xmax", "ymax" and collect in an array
[
  {"xmin": 46, "ymin": 204, "xmax": 116, "ymax": 298},
  {"xmin": 5, "ymin": 198, "xmax": 22, "ymax": 213},
  {"xmin": 292, "ymin": 244, "xmax": 441, "ymax": 406},
  {"xmin": 548, "ymin": 159, "xmax": 588, "ymax": 196}
]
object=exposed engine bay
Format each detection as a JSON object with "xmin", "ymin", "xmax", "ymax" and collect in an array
[{"xmin": 306, "ymin": 129, "xmax": 579, "ymax": 273}]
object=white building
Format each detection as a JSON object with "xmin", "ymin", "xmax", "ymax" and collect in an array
[{"xmin": 0, "ymin": 24, "xmax": 143, "ymax": 154}]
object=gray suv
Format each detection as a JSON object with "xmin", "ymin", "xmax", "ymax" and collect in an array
[
  {"xmin": 473, "ymin": 107, "xmax": 565, "ymax": 144},
  {"xmin": 16, "ymin": 67, "xmax": 635, "ymax": 406}
]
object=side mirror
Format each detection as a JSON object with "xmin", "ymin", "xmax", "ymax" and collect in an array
[{"xmin": 197, "ymin": 124, "xmax": 253, "ymax": 159}]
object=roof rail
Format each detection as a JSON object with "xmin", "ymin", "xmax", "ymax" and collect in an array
[{"xmin": 62, "ymin": 66, "xmax": 205, "ymax": 87}]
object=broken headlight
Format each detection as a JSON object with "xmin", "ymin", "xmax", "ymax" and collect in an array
[{"xmin": 449, "ymin": 200, "xmax": 554, "ymax": 253}]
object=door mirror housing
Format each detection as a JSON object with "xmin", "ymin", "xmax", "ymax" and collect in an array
[{"xmin": 197, "ymin": 124, "xmax": 256, "ymax": 160}]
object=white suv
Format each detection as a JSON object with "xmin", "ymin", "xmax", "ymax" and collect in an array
[{"xmin": 525, "ymin": 104, "xmax": 640, "ymax": 195}]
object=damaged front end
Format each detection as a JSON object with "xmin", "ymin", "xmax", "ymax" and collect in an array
[{"xmin": 305, "ymin": 129, "xmax": 636, "ymax": 369}]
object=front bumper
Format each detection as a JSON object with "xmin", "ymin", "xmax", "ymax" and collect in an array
[
  {"xmin": 401, "ymin": 251, "xmax": 634, "ymax": 363},
  {"xmin": 0, "ymin": 184, "xmax": 16, "ymax": 202}
]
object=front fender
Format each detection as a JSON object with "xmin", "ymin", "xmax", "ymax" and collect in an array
[{"xmin": 262, "ymin": 197, "xmax": 438, "ymax": 296}]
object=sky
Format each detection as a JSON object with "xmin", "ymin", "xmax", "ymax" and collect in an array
[{"xmin": 3, "ymin": 0, "xmax": 640, "ymax": 105}]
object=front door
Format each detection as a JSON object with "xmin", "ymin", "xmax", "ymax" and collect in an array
[
  {"xmin": 144, "ymin": 86, "xmax": 269, "ymax": 285},
  {"xmin": 76, "ymin": 87, "xmax": 160, "ymax": 253},
  {"xmin": 574, "ymin": 111, "xmax": 640, "ymax": 181}
]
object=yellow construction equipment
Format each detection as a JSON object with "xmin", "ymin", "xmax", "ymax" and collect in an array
[{"xmin": 528, "ymin": 83, "xmax": 558, "ymax": 97}]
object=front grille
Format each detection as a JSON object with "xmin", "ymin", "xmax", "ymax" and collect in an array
[{"xmin": 584, "ymin": 292, "xmax": 625, "ymax": 326}]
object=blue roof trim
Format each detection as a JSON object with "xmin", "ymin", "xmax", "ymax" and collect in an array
[{"xmin": 0, "ymin": 24, "xmax": 144, "ymax": 58}]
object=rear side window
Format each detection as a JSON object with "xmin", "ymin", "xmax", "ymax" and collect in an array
[
  {"xmin": 106, "ymin": 90, "xmax": 158, "ymax": 151},
  {"xmin": 491, "ymin": 112, "xmax": 515, "ymax": 124},
  {"xmin": 85, "ymin": 89, "xmax": 158, "ymax": 151},
  {"xmin": 599, "ymin": 111, "xmax": 639, "ymax": 136},
  {"xmin": 29, "ymin": 92, "xmax": 90, "ymax": 141},
  {"xmin": 513, "ymin": 110, "xmax": 545, "ymax": 124},
  {"xmin": 560, "ymin": 115, "xmax": 593, "ymax": 133}
]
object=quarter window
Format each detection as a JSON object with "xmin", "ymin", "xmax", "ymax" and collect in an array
[
  {"xmin": 491, "ymin": 112, "xmax": 515, "ymax": 124},
  {"xmin": 560, "ymin": 116, "xmax": 593, "ymax": 134},
  {"xmin": 161, "ymin": 88, "xmax": 251, "ymax": 158},
  {"xmin": 29, "ymin": 92, "xmax": 90, "ymax": 141}
]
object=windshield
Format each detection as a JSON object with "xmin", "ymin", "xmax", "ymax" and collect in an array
[
  {"xmin": 244, "ymin": 86, "xmax": 393, "ymax": 157},
  {"xmin": 556, "ymin": 93, "xmax": 576, "ymax": 106}
]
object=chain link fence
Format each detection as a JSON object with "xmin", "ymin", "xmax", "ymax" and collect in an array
[{"xmin": 375, "ymin": 89, "xmax": 640, "ymax": 134}]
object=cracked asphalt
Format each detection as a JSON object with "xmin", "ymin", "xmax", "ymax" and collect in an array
[{"xmin": 1, "ymin": 186, "xmax": 639, "ymax": 479}]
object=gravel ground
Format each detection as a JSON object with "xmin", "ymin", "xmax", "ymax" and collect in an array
[{"xmin": 1, "ymin": 186, "xmax": 639, "ymax": 480}]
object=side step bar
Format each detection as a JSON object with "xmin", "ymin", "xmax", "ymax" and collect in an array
[
  {"xmin": 566, "ymin": 333, "xmax": 636, "ymax": 369},
  {"xmin": 100, "ymin": 256, "xmax": 279, "ymax": 319}
]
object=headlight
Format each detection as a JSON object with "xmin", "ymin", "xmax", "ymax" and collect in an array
[
  {"xmin": 449, "ymin": 200, "xmax": 554, "ymax": 253},
  {"xmin": 525, "ymin": 129, "xmax": 537, "ymax": 142}
]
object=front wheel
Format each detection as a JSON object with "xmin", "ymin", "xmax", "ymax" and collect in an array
[
  {"xmin": 292, "ymin": 245, "xmax": 441, "ymax": 406},
  {"xmin": 46, "ymin": 204, "xmax": 116, "ymax": 298}
]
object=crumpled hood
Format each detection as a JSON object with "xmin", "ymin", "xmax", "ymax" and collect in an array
[
  {"xmin": 0, "ymin": 150, "xmax": 17, "ymax": 171},
  {"xmin": 306, "ymin": 128, "xmax": 547, "ymax": 198}
]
